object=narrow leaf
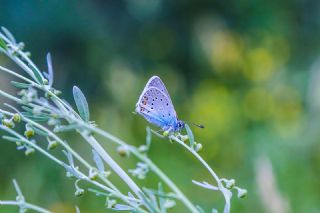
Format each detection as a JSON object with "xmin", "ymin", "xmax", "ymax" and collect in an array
[
  {"xmin": 63, "ymin": 164, "xmax": 84, "ymax": 179},
  {"xmin": 46, "ymin": 53, "xmax": 54, "ymax": 86},
  {"xmin": 21, "ymin": 106, "xmax": 33, "ymax": 113},
  {"xmin": 113, "ymin": 204, "xmax": 133, "ymax": 211},
  {"xmin": 12, "ymin": 179, "xmax": 24, "ymax": 203},
  {"xmin": 192, "ymin": 180, "xmax": 218, "ymax": 191},
  {"xmin": 63, "ymin": 150, "xmax": 74, "ymax": 166},
  {"xmin": 33, "ymin": 126, "xmax": 49, "ymax": 137},
  {"xmin": 21, "ymin": 106, "xmax": 52, "ymax": 118},
  {"xmin": 158, "ymin": 183, "xmax": 166, "ymax": 213},
  {"xmin": 21, "ymin": 112, "xmax": 49, "ymax": 122},
  {"xmin": 196, "ymin": 205, "xmax": 205, "ymax": 213},
  {"xmin": 143, "ymin": 188, "xmax": 177, "ymax": 199},
  {"xmin": 88, "ymin": 188, "xmax": 111, "ymax": 197},
  {"xmin": 139, "ymin": 191, "xmax": 158, "ymax": 213},
  {"xmin": 2, "ymin": 135, "xmax": 23, "ymax": 142},
  {"xmin": 146, "ymin": 126, "xmax": 151, "ymax": 149},
  {"xmin": 11, "ymin": 81, "xmax": 31, "ymax": 89},
  {"xmin": 53, "ymin": 124, "xmax": 82, "ymax": 132},
  {"xmin": 0, "ymin": 37, "xmax": 7, "ymax": 50},
  {"xmin": 73, "ymin": 86, "xmax": 90, "ymax": 122},
  {"xmin": 185, "ymin": 124, "xmax": 194, "ymax": 148},
  {"xmin": 1, "ymin": 27, "xmax": 16, "ymax": 44},
  {"xmin": 92, "ymin": 149, "xmax": 105, "ymax": 172},
  {"xmin": 28, "ymin": 63, "xmax": 44, "ymax": 84},
  {"xmin": 75, "ymin": 206, "xmax": 80, "ymax": 213}
]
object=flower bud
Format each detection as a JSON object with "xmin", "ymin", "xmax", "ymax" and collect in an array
[
  {"xmin": 47, "ymin": 140, "xmax": 58, "ymax": 150},
  {"xmin": 89, "ymin": 168, "xmax": 98, "ymax": 180},
  {"xmin": 102, "ymin": 171, "xmax": 111, "ymax": 178},
  {"xmin": 53, "ymin": 89, "xmax": 61, "ymax": 96},
  {"xmin": 43, "ymin": 79, "xmax": 49, "ymax": 85},
  {"xmin": 45, "ymin": 91, "xmax": 52, "ymax": 98},
  {"xmin": 25, "ymin": 147, "xmax": 35, "ymax": 156},
  {"xmin": 25, "ymin": 52, "xmax": 31, "ymax": 57},
  {"xmin": 194, "ymin": 143, "xmax": 203, "ymax": 152},
  {"xmin": 47, "ymin": 118, "xmax": 59, "ymax": 126},
  {"xmin": 24, "ymin": 129, "xmax": 35, "ymax": 138},
  {"xmin": 179, "ymin": 135, "xmax": 189, "ymax": 142},
  {"xmin": 117, "ymin": 146, "xmax": 129, "ymax": 157},
  {"xmin": 138, "ymin": 145, "xmax": 148, "ymax": 153},
  {"xmin": 75, "ymin": 188, "xmax": 85, "ymax": 197},
  {"xmin": 237, "ymin": 188, "xmax": 247, "ymax": 198},
  {"xmin": 106, "ymin": 198, "xmax": 117, "ymax": 208},
  {"xmin": 13, "ymin": 113, "xmax": 21, "ymax": 123},
  {"xmin": 2, "ymin": 118, "xmax": 15, "ymax": 128},
  {"xmin": 225, "ymin": 179, "xmax": 235, "ymax": 189}
]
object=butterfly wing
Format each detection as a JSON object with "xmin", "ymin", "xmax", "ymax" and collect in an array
[
  {"xmin": 136, "ymin": 86, "xmax": 177, "ymax": 129},
  {"xmin": 145, "ymin": 76, "xmax": 170, "ymax": 95},
  {"xmin": 143, "ymin": 76, "xmax": 174, "ymax": 105}
]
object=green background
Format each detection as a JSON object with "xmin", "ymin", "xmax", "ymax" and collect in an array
[{"xmin": 0, "ymin": 0, "xmax": 320, "ymax": 212}]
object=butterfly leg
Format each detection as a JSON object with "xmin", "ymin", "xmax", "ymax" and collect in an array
[
  {"xmin": 162, "ymin": 126, "xmax": 173, "ymax": 137},
  {"xmin": 155, "ymin": 128, "xmax": 162, "ymax": 133}
]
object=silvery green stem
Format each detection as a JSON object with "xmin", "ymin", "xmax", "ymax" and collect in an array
[
  {"xmin": 0, "ymin": 74, "xmax": 198, "ymax": 213},
  {"xmin": 0, "ymin": 179, "xmax": 52, "ymax": 213},
  {"xmin": 134, "ymin": 151, "xmax": 200, "ymax": 213},
  {"xmin": 0, "ymin": 65, "xmax": 37, "ymax": 85},
  {"xmin": 0, "ymin": 109, "xmax": 147, "ymax": 212},
  {"xmin": 0, "ymin": 200, "xmax": 51, "ymax": 213},
  {"xmin": 80, "ymin": 122, "xmax": 199, "ymax": 213},
  {"xmin": 0, "ymin": 90, "xmax": 147, "ymax": 206},
  {"xmin": 0, "ymin": 125, "xmax": 65, "ymax": 167},
  {"xmin": 170, "ymin": 135, "xmax": 231, "ymax": 213},
  {"xmin": 80, "ymin": 132, "xmax": 145, "ymax": 199}
]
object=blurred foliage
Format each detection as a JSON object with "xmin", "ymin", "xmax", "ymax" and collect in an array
[{"xmin": 0, "ymin": 0, "xmax": 320, "ymax": 212}]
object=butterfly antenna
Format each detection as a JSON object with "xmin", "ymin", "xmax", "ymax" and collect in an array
[{"xmin": 192, "ymin": 123, "xmax": 205, "ymax": 129}]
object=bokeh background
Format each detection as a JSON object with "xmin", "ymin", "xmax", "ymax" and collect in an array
[{"xmin": 0, "ymin": 0, "xmax": 320, "ymax": 212}]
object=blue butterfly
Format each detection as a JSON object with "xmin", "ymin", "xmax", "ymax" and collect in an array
[{"xmin": 135, "ymin": 76, "xmax": 185, "ymax": 133}]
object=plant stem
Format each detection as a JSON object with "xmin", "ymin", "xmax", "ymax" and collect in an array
[
  {"xmin": 79, "ymin": 132, "xmax": 146, "ymax": 202},
  {"xmin": 170, "ymin": 135, "xmax": 230, "ymax": 213},
  {"xmin": 81, "ymin": 123, "xmax": 199, "ymax": 213},
  {"xmin": 0, "ymin": 200, "xmax": 52, "ymax": 213},
  {"xmin": 0, "ymin": 109, "xmax": 147, "ymax": 212},
  {"xmin": 134, "ymin": 151, "xmax": 200, "ymax": 213},
  {"xmin": 171, "ymin": 136, "xmax": 222, "ymax": 186}
]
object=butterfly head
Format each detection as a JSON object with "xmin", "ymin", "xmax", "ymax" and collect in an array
[{"xmin": 173, "ymin": 120, "xmax": 185, "ymax": 132}]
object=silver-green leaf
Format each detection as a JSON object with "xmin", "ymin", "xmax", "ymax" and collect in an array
[
  {"xmin": 185, "ymin": 124, "xmax": 194, "ymax": 148},
  {"xmin": 72, "ymin": 86, "xmax": 90, "ymax": 122}
]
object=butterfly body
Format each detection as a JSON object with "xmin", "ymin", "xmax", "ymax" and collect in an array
[{"xmin": 135, "ymin": 76, "xmax": 185, "ymax": 132}]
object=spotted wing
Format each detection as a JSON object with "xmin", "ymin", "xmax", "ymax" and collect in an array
[
  {"xmin": 144, "ymin": 76, "xmax": 173, "ymax": 106},
  {"xmin": 135, "ymin": 87, "xmax": 177, "ymax": 128}
]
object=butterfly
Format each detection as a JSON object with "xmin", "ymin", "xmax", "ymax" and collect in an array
[{"xmin": 135, "ymin": 76, "xmax": 185, "ymax": 133}]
